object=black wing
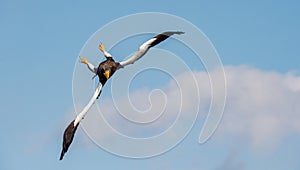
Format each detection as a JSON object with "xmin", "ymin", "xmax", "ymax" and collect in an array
[{"xmin": 60, "ymin": 120, "xmax": 79, "ymax": 160}]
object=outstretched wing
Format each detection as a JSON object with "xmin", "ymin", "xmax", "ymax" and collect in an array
[
  {"xmin": 118, "ymin": 31, "xmax": 184, "ymax": 68},
  {"xmin": 74, "ymin": 82, "xmax": 103, "ymax": 126},
  {"xmin": 59, "ymin": 83, "xmax": 103, "ymax": 160}
]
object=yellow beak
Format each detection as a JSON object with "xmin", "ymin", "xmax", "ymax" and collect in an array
[{"xmin": 104, "ymin": 70, "xmax": 110, "ymax": 79}]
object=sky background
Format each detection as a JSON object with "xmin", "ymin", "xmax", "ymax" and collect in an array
[{"xmin": 1, "ymin": 0, "xmax": 300, "ymax": 170}]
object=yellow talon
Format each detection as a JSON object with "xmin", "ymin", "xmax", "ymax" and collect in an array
[
  {"xmin": 79, "ymin": 57, "xmax": 89, "ymax": 65},
  {"xmin": 99, "ymin": 43, "xmax": 105, "ymax": 53}
]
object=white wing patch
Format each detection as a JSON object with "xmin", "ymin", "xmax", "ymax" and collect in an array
[
  {"xmin": 118, "ymin": 38, "xmax": 157, "ymax": 68},
  {"xmin": 74, "ymin": 83, "xmax": 103, "ymax": 126}
]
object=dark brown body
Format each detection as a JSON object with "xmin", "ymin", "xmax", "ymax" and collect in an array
[{"xmin": 97, "ymin": 57, "xmax": 119, "ymax": 85}]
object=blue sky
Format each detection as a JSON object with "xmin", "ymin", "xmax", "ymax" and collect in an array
[{"xmin": 1, "ymin": 0, "xmax": 300, "ymax": 170}]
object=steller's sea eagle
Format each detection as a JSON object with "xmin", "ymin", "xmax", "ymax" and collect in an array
[{"xmin": 60, "ymin": 31, "xmax": 184, "ymax": 160}]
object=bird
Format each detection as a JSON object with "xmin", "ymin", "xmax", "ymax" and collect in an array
[{"xmin": 59, "ymin": 31, "xmax": 184, "ymax": 160}]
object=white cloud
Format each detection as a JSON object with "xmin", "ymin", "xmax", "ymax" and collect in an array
[
  {"xmin": 72, "ymin": 65, "xmax": 300, "ymax": 151},
  {"xmin": 218, "ymin": 65, "xmax": 300, "ymax": 148}
]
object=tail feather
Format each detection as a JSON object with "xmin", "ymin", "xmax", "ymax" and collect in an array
[{"xmin": 59, "ymin": 120, "xmax": 79, "ymax": 160}]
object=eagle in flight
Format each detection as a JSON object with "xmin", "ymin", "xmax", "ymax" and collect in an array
[{"xmin": 60, "ymin": 31, "xmax": 184, "ymax": 160}]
